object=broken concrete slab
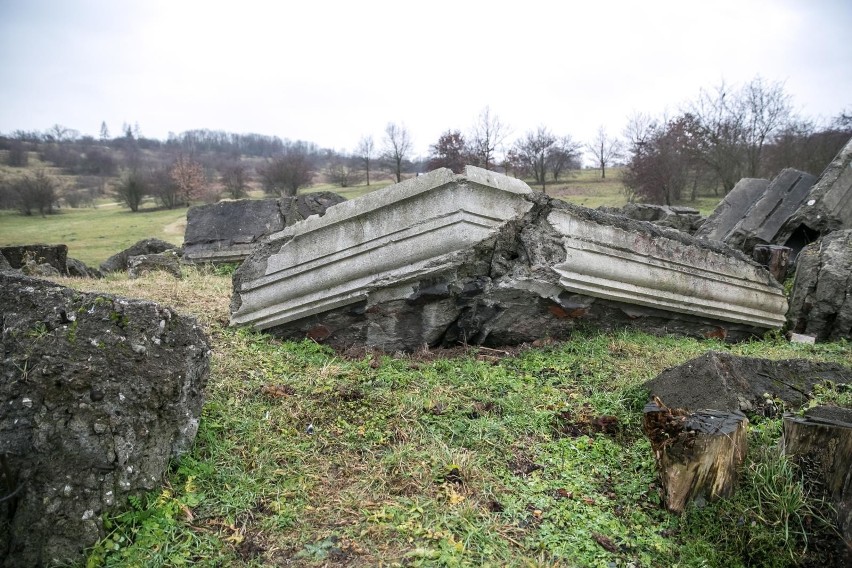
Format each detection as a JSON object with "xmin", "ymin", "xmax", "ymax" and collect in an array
[
  {"xmin": 644, "ymin": 351, "xmax": 852, "ymax": 414},
  {"xmin": 183, "ymin": 193, "xmax": 346, "ymax": 264},
  {"xmin": 0, "ymin": 272, "xmax": 210, "ymax": 566},
  {"xmin": 600, "ymin": 203, "xmax": 705, "ymax": 234},
  {"xmin": 775, "ymin": 135, "xmax": 852, "ymax": 253},
  {"xmin": 0, "ymin": 244, "xmax": 68, "ymax": 274},
  {"xmin": 100, "ymin": 238, "xmax": 180, "ymax": 273},
  {"xmin": 183, "ymin": 199, "xmax": 283, "ymax": 264},
  {"xmin": 695, "ymin": 178, "xmax": 769, "ymax": 242},
  {"xmin": 788, "ymin": 229, "xmax": 852, "ymax": 341},
  {"xmin": 230, "ymin": 167, "xmax": 788, "ymax": 351},
  {"xmin": 724, "ymin": 168, "xmax": 817, "ymax": 254}
]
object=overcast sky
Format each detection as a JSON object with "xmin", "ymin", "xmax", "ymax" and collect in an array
[{"xmin": 1, "ymin": 0, "xmax": 850, "ymax": 160}]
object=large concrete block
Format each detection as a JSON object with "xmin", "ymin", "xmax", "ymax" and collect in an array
[
  {"xmin": 776, "ymin": 135, "xmax": 852, "ymax": 252},
  {"xmin": 183, "ymin": 199, "xmax": 284, "ymax": 264},
  {"xmin": 231, "ymin": 167, "xmax": 788, "ymax": 351},
  {"xmin": 724, "ymin": 168, "xmax": 816, "ymax": 254},
  {"xmin": 694, "ymin": 177, "xmax": 769, "ymax": 242},
  {"xmin": 183, "ymin": 193, "xmax": 346, "ymax": 264}
]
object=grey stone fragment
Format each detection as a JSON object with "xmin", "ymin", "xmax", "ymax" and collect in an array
[
  {"xmin": 725, "ymin": 168, "xmax": 817, "ymax": 254},
  {"xmin": 0, "ymin": 244, "xmax": 68, "ymax": 274},
  {"xmin": 127, "ymin": 251, "xmax": 182, "ymax": 279},
  {"xmin": 776, "ymin": 135, "xmax": 852, "ymax": 251},
  {"xmin": 182, "ymin": 193, "xmax": 346, "ymax": 264},
  {"xmin": 183, "ymin": 199, "xmax": 284, "ymax": 264},
  {"xmin": 644, "ymin": 351, "xmax": 851, "ymax": 413},
  {"xmin": 279, "ymin": 192, "xmax": 347, "ymax": 227},
  {"xmin": 788, "ymin": 229, "xmax": 852, "ymax": 341},
  {"xmin": 0, "ymin": 251, "xmax": 12, "ymax": 272},
  {"xmin": 600, "ymin": 203, "xmax": 705, "ymax": 234},
  {"xmin": 66, "ymin": 257, "xmax": 103, "ymax": 279},
  {"xmin": 0, "ymin": 272, "xmax": 210, "ymax": 567},
  {"xmin": 99, "ymin": 238, "xmax": 180, "ymax": 273},
  {"xmin": 695, "ymin": 178, "xmax": 769, "ymax": 242}
]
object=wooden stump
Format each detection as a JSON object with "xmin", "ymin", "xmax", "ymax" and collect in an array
[
  {"xmin": 643, "ymin": 398, "xmax": 749, "ymax": 513},
  {"xmin": 752, "ymin": 244, "xmax": 792, "ymax": 282},
  {"xmin": 783, "ymin": 407, "xmax": 852, "ymax": 550}
]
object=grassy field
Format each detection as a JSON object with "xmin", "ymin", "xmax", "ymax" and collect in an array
[
  {"xmin": 43, "ymin": 269, "xmax": 849, "ymax": 568},
  {"xmin": 0, "ymin": 203, "xmax": 186, "ymax": 267}
]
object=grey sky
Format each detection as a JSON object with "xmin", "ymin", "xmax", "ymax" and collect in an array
[{"xmin": 1, "ymin": 0, "xmax": 850, "ymax": 160}]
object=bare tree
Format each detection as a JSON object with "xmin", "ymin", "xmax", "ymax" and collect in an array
[
  {"xmin": 688, "ymin": 76, "xmax": 793, "ymax": 192},
  {"xmin": 219, "ymin": 161, "xmax": 249, "ymax": 199},
  {"xmin": 548, "ymin": 135, "xmax": 583, "ymax": 181},
  {"xmin": 11, "ymin": 170, "xmax": 58, "ymax": 216},
  {"xmin": 586, "ymin": 126, "xmax": 623, "ymax": 179},
  {"xmin": 169, "ymin": 155, "xmax": 206, "ymax": 204},
  {"xmin": 114, "ymin": 170, "xmax": 148, "ymax": 212},
  {"xmin": 99, "ymin": 121, "xmax": 110, "ymax": 142},
  {"xmin": 427, "ymin": 130, "xmax": 468, "ymax": 173},
  {"xmin": 355, "ymin": 135, "xmax": 375, "ymax": 186},
  {"xmin": 512, "ymin": 126, "xmax": 557, "ymax": 192},
  {"xmin": 470, "ymin": 106, "xmax": 508, "ymax": 170},
  {"xmin": 260, "ymin": 141, "xmax": 316, "ymax": 196},
  {"xmin": 325, "ymin": 153, "xmax": 363, "ymax": 187},
  {"xmin": 382, "ymin": 122, "xmax": 411, "ymax": 183}
]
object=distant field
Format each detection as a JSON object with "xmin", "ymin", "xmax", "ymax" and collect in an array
[
  {"xmin": 0, "ymin": 168, "xmax": 724, "ymax": 267},
  {"xmin": 0, "ymin": 203, "xmax": 186, "ymax": 267}
]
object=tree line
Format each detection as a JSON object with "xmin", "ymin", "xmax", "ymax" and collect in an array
[{"xmin": 1, "ymin": 76, "xmax": 849, "ymax": 216}]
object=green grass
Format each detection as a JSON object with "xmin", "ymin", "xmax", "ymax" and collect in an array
[
  {"xmin": 0, "ymin": 203, "xmax": 186, "ymax": 267},
  {"xmin": 49, "ymin": 270, "xmax": 851, "ymax": 568}
]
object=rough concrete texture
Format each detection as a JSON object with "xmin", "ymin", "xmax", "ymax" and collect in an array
[
  {"xmin": 788, "ymin": 229, "xmax": 852, "ymax": 341},
  {"xmin": 0, "ymin": 272, "xmax": 210, "ymax": 567},
  {"xmin": 231, "ymin": 167, "xmax": 787, "ymax": 352},
  {"xmin": 601, "ymin": 203, "xmax": 705, "ymax": 234},
  {"xmin": 99, "ymin": 238, "xmax": 180, "ymax": 273},
  {"xmin": 695, "ymin": 178, "xmax": 769, "ymax": 242},
  {"xmin": 66, "ymin": 257, "xmax": 103, "ymax": 279},
  {"xmin": 183, "ymin": 193, "xmax": 346, "ymax": 264},
  {"xmin": 127, "ymin": 251, "xmax": 183, "ymax": 279},
  {"xmin": 724, "ymin": 168, "xmax": 817, "ymax": 254},
  {"xmin": 0, "ymin": 244, "xmax": 68, "ymax": 274},
  {"xmin": 644, "ymin": 351, "xmax": 852, "ymax": 413},
  {"xmin": 775, "ymin": 135, "xmax": 852, "ymax": 251}
]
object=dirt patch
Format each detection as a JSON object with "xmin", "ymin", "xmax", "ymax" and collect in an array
[
  {"xmin": 163, "ymin": 218, "xmax": 186, "ymax": 236},
  {"xmin": 644, "ymin": 351, "xmax": 852, "ymax": 414}
]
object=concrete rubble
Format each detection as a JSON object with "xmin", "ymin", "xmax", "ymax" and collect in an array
[
  {"xmin": 183, "ymin": 193, "xmax": 346, "ymax": 264},
  {"xmin": 787, "ymin": 229, "xmax": 852, "ymax": 341},
  {"xmin": 697, "ymin": 135, "xmax": 852, "ymax": 257},
  {"xmin": 230, "ymin": 167, "xmax": 788, "ymax": 351}
]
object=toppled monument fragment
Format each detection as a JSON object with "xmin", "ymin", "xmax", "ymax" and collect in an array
[
  {"xmin": 697, "ymin": 135, "xmax": 852, "ymax": 257},
  {"xmin": 0, "ymin": 272, "xmax": 210, "ymax": 567},
  {"xmin": 724, "ymin": 168, "xmax": 817, "ymax": 254},
  {"xmin": 695, "ymin": 178, "xmax": 769, "ymax": 242},
  {"xmin": 183, "ymin": 193, "xmax": 346, "ymax": 264},
  {"xmin": 775, "ymin": 136, "xmax": 852, "ymax": 252},
  {"xmin": 787, "ymin": 229, "xmax": 852, "ymax": 341},
  {"xmin": 100, "ymin": 238, "xmax": 180, "ymax": 273},
  {"xmin": 231, "ymin": 167, "xmax": 787, "ymax": 351}
]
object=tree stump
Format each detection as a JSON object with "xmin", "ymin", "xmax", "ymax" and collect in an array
[
  {"xmin": 783, "ymin": 407, "xmax": 852, "ymax": 550},
  {"xmin": 752, "ymin": 244, "xmax": 792, "ymax": 282},
  {"xmin": 643, "ymin": 398, "xmax": 749, "ymax": 513}
]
